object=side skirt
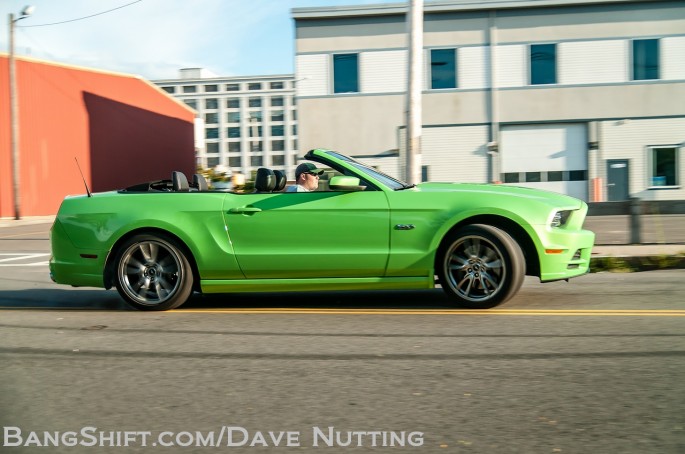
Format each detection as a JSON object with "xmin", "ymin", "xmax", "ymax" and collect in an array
[{"xmin": 200, "ymin": 276, "xmax": 434, "ymax": 294}]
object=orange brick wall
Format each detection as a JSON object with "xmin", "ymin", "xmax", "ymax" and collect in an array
[{"xmin": 0, "ymin": 56, "xmax": 195, "ymax": 217}]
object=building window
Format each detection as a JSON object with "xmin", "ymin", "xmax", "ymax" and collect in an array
[
  {"xmin": 249, "ymin": 111, "xmax": 263, "ymax": 122},
  {"xmin": 250, "ymin": 142, "xmax": 263, "ymax": 152},
  {"xmin": 569, "ymin": 170, "xmax": 587, "ymax": 181},
  {"xmin": 548, "ymin": 171, "xmax": 563, "ymax": 182},
  {"xmin": 272, "ymin": 155, "xmax": 285, "ymax": 166},
  {"xmin": 206, "ymin": 142, "xmax": 219, "ymax": 153},
  {"xmin": 207, "ymin": 157, "xmax": 220, "ymax": 167},
  {"xmin": 206, "ymin": 128, "xmax": 219, "ymax": 139},
  {"xmin": 249, "ymin": 126, "xmax": 263, "ymax": 138},
  {"xmin": 182, "ymin": 85, "xmax": 197, "ymax": 93},
  {"xmin": 530, "ymin": 43, "xmax": 557, "ymax": 85},
  {"xmin": 270, "ymin": 81, "xmax": 284, "ymax": 89},
  {"xmin": 205, "ymin": 113, "xmax": 218, "ymax": 124},
  {"xmin": 228, "ymin": 142, "xmax": 241, "ymax": 153},
  {"xmin": 271, "ymin": 96, "xmax": 284, "ymax": 107},
  {"xmin": 292, "ymin": 124, "xmax": 298, "ymax": 136},
  {"xmin": 204, "ymin": 84, "xmax": 218, "ymax": 92},
  {"xmin": 503, "ymin": 173, "xmax": 520, "ymax": 183},
  {"xmin": 183, "ymin": 99, "xmax": 197, "ymax": 109},
  {"xmin": 227, "ymin": 127, "xmax": 241, "ymax": 138},
  {"xmin": 226, "ymin": 98, "xmax": 240, "ymax": 109},
  {"xmin": 271, "ymin": 125, "xmax": 284, "ymax": 137},
  {"xmin": 525, "ymin": 172, "xmax": 542, "ymax": 182},
  {"xmin": 333, "ymin": 53, "xmax": 359, "ymax": 93},
  {"xmin": 205, "ymin": 98, "xmax": 218, "ymax": 109},
  {"xmin": 249, "ymin": 97, "xmax": 262, "ymax": 108},
  {"xmin": 251, "ymin": 155, "xmax": 263, "ymax": 166},
  {"xmin": 161, "ymin": 86, "xmax": 175, "ymax": 94},
  {"xmin": 650, "ymin": 146, "xmax": 678, "ymax": 186},
  {"xmin": 226, "ymin": 83, "xmax": 240, "ymax": 91},
  {"xmin": 430, "ymin": 49, "xmax": 457, "ymax": 89},
  {"xmin": 228, "ymin": 156, "xmax": 242, "ymax": 168},
  {"xmin": 227, "ymin": 112, "xmax": 241, "ymax": 123},
  {"xmin": 271, "ymin": 110, "xmax": 284, "ymax": 122},
  {"xmin": 632, "ymin": 39, "xmax": 660, "ymax": 81},
  {"xmin": 271, "ymin": 140, "xmax": 285, "ymax": 151},
  {"xmin": 248, "ymin": 83, "xmax": 262, "ymax": 91}
]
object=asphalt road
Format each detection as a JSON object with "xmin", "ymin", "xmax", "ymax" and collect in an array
[{"xmin": 1, "ymin": 222, "xmax": 684, "ymax": 453}]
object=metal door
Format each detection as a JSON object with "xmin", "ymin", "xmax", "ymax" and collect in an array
[{"xmin": 607, "ymin": 159, "xmax": 629, "ymax": 201}]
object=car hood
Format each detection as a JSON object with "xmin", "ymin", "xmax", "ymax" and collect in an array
[{"xmin": 415, "ymin": 182, "xmax": 583, "ymax": 209}]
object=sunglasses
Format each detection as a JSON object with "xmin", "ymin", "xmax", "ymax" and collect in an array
[{"xmin": 304, "ymin": 172, "xmax": 321, "ymax": 178}]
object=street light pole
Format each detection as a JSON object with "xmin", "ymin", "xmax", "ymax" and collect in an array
[{"xmin": 8, "ymin": 6, "xmax": 34, "ymax": 220}]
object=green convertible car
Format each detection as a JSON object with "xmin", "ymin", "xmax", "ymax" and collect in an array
[{"xmin": 50, "ymin": 148, "xmax": 594, "ymax": 311}]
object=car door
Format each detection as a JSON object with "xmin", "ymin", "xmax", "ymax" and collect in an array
[{"xmin": 223, "ymin": 190, "xmax": 390, "ymax": 279}]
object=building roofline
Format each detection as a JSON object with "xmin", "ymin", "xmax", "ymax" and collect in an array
[
  {"xmin": 292, "ymin": 0, "xmax": 674, "ymax": 19},
  {"xmin": 0, "ymin": 52, "xmax": 146, "ymax": 79},
  {"xmin": 0, "ymin": 53, "xmax": 196, "ymax": 116},
  {"xmin": 152, "ymin": 73, "xmax": 295, "ymax": 84}
]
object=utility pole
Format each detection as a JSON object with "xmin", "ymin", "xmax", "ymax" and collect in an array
[
  {"xmin": 8, "ymin": 6, "xmax": 34, "ymax": 220},
  {"xmin": 405, "ymin": 0, "xmax": 423, "ymax": 185},
  {"xmin": 9, "ymin": 13, "xmax": 21, "ymax": 220}
]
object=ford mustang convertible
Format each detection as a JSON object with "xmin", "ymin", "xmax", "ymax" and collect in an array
[{"xmin": 50, "ymin": 148, "xmax": 594, "ymax": 311}]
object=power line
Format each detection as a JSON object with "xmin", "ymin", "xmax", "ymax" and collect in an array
[{"xmin": 18, "ymin": 0, "xmax": 143, "ymax": 28}]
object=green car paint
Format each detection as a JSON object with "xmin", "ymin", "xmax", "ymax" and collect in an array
[{"xmin": 50, "ymin": 148, "xmax": 594, "ymax": 310}]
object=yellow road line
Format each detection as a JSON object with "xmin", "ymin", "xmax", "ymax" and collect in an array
[
  {"xmin": 1, "ymin": 307, "xmax": 684, "ymax": 316},
  {"xmin": 173, "ymin": 308, "xmax": 685, "ymax": 316}
]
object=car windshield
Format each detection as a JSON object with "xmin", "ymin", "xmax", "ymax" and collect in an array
[{"xmin": 326, "ymin": 151, "xmax": 415, "ymax": 190}]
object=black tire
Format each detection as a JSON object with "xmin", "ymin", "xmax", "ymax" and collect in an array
[
  {"xmin": 437, "ymin": 224, "xmax": 525, "ymax": 309},
  {"xmin": 113, "ymin": 234, "xmax": 193, "ymax": 311}
]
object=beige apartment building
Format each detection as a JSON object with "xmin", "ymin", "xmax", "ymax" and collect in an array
[{"xmin": 154, "ymin": 69, "xmax": 299, "ymax": 179}]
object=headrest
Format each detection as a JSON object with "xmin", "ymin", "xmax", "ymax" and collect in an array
[
  {"xmin": 254, "ymin": 168, "xmax": 276, "ymax": 192},
  {"xmin": 193, "ymin": 173, "xmax": 208, "ymax": 191},
  {"xmin": 273, "ymin": 170, "xmax": 287, "ymax": 191},
  {"xmin": 172, "ymin": 171, "xmax": 189, "ymax": 192}
]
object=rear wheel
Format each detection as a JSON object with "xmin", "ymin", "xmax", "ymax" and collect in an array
[
  {"xmin": 437, "ymin": 224, "xmax": 525, "ymax": 309},
  {"xmin": 113, "ymin": 234, "xmax": 193, "ymax": 311}
]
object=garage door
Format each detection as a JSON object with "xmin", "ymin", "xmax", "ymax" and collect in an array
[{"xmin": 500, "ymin": 124, "xmax": 588, "ymax": 200}]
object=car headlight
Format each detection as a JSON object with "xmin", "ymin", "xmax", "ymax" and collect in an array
[{"xmin": 551, "ymin": 210, "xmax": 572, "ymax": 228}]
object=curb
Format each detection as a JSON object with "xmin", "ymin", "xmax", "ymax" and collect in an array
[{"xmin": 590, "ymin": 255, "xmax": 685, "ymax": 273}]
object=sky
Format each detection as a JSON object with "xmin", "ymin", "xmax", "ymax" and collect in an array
[{"xmin": 1, "ymin": 0, "xmax": 400, "ymax": 80}]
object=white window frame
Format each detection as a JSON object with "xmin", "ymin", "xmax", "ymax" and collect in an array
[{"xmin": 647, "ymin": 145, "xmax": 680, "ymax": 189}]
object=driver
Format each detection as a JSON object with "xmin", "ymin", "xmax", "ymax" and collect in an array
[{"xmin": 287, "ymin": 163, "xmax": 324, "ymax": 192}]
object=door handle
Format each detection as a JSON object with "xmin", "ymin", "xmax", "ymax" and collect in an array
[{"xmin": 228, "ymin": 207, "xmax": 262, "ymax": 214}]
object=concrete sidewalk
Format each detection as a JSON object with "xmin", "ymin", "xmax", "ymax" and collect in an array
[{"xmin": 0, "ymin": 216, "xmax": 55, "ymax": 228}]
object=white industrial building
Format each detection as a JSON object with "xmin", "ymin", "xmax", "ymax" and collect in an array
[{"xmin": 292, "ymin": 0, "xmax": 685, "ymax": 201}]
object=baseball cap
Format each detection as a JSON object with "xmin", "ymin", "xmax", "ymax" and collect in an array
[{"xmin": 295, "ymin": 162, "xmax": 324, "ymax": 179}]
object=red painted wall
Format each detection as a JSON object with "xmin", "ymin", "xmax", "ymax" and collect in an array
[{"xmin": 0, "ymin": 56, "xmax": 195, "ymax": 217}]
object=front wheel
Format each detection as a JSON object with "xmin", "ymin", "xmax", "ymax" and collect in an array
[
  {"xmin": 437, "ymin": 224, "xmax": 525, "ymax": 309},
  {"xmin": 113, "ymin": 234, "xmax": 193, "ymax": 311}
]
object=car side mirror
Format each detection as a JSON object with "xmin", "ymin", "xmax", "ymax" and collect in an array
[{"xmin": 329, "ymin": 175, "xmax": 366, "ymax": 192}]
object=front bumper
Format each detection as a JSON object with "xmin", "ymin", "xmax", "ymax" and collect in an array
[{"xmin": 538, "ymin": 227, "xmax": 595, "ymax": 282}]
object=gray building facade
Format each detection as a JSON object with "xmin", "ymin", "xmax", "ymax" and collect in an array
[{"xmin": 292, "ymin": 0, "xmax": 685, "ymax": 201}]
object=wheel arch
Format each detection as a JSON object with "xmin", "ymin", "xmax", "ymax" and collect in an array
[
  {"xmin": 434, "ymin": 215, "xmax": 540, "ymax": 278},
  {"xmin": 103, "ymin": 227, "xmax": 201, "ymax": 292}
]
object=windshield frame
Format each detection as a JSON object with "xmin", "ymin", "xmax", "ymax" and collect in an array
[{"xmin": 316, "ymin": 150, "xmax": 414, "ymax": 191}]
